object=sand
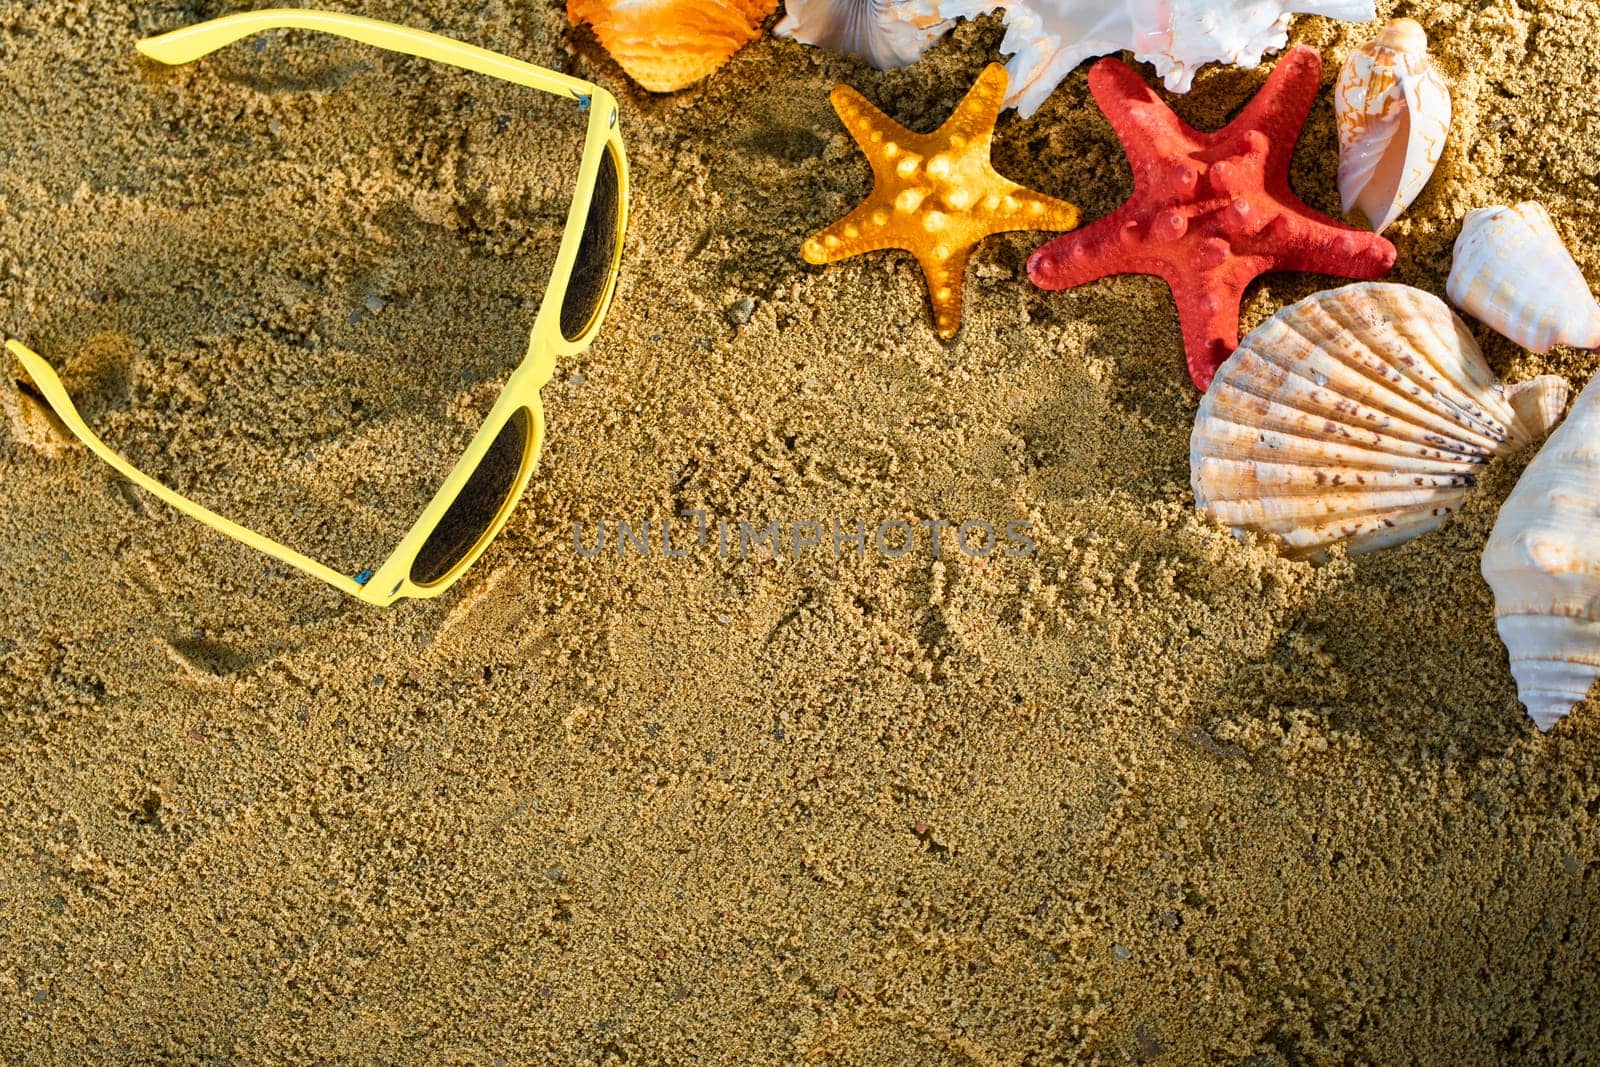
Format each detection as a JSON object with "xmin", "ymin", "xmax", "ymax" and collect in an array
[{"xmin": 3, "ymin": 0, "xmax": 1600, "ymax": 1061}]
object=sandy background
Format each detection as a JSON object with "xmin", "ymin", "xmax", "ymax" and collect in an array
[{"xmin": 3, "ymin": 0, "xmax": 1600, "ymax": 1061}]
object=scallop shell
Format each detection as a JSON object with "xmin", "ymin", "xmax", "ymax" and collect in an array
[
  {"xmin": 1334, "ymin": 19, "xmax": 1450, "ymax": 234},
  {"xmin": 1447, "ymin": 201, "xmax": 1600, "ymax": 353},
  {"xmin": 567, "ymin": 0, "xmax": 776, "ymax": 92},
  {"xmin": 775, "ymin": 0, "xmax": 953, "ymax": 68},
  {"xmin": 1482, "ymin": 374, "xmax": 1600, "ymax": 731},
  {"xmin": 1191, "ymin": 283, "xmax": 1569, "ymax": 560},
  {"xmin": 940, "ymin": 0, "xmax": 1376, "ymax": 116}
]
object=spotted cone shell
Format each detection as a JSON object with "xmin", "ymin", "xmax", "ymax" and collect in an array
[
  {"xmin": 1192, "ymin": 282, "xmax": 1568, "ymax": 560},
  {"xmin": 1482, "ymin": 374, "xmax": 1600, "ymax": 731}
]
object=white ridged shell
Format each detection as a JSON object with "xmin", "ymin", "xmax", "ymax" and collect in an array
[
  {"xmin": 1334, "ymin": 19, "xmax": 1450, "ymax": 234},
  {"xmin": 775, "ymin": 0, "xmax": 953, "ymax": 68},
  {"xmin": 940, "ymin": 0, "xmax": 1376, "ymax": 116},
  {"xmin": 1447, "ymin": 201, "xmax": 1600, "ymax": 353},
  {"xmin": 1483, "ymin": 374, "xmax": 1600, "ymax": 731},
  {"xmin": 1192, "ymin": 283, "xmax": 1569, "ymax": 560}
]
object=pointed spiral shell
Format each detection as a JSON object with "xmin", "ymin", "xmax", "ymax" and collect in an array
[
  {"xmin": 1483, "ymin": 374, "xmax": 1600, "ymax": 731},
  {"xmin": 1334, "ymin": 18, "xmax": 1451, "ymax": 234}
]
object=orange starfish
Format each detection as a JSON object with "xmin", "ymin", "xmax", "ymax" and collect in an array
[{"xmin": 802, "ymin": 63, "xmax": 1080, "ymax": 339}]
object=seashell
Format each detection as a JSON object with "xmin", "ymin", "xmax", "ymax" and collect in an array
[
  {"xmin": 775, "ymin": 0, "xmax": 954, "ymax": 69},
  {"xmin": 939, "ymin": 0, "xmax": 1376, "ymax": 116},
  {"xmin": 1191, "ymin": 282, "xmax": 1569, "ymax": 560},
  {"xmin": 566, "ymin": 0, "xmax": 776, "ymax": 93},
  {"xmin": 1482, "ymin": 374, "xmax": 1600, "ymax": 731},
  {"xmin": 1447, "ymin": 201, "xmax": 1600, "ymax": 353},
  {"xmin": 1334, "ymin": 19, "xmax": 1451, "ymax": 234}
]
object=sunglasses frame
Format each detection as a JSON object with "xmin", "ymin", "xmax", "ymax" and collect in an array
[{"xmin": 4, "ymin": 9, "xmax": 629, "ymax": 605}]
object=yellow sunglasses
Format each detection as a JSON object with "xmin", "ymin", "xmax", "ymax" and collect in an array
[{"xmin": 4, "ymin": 9, "xmax": 629, "ymax": 605}]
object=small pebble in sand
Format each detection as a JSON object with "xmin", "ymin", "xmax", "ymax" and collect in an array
[
  {"xmin": 726, "ymin": 297, "xmax": 757, "ymax": 326},
  {"xmin": 1112, "ymin": 943, "xmax": 1132, "ymax": 962}
]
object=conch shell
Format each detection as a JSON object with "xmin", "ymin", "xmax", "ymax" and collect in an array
[
  {"xmin": 1334, "ymin": 18, "xmax": 1451, "ymax": 234},
  {"xmin": 1191, "ymin": 283, "xmax": 1568, "ymax": 560},
  {"xmin": 1447, "ymin": 201, "xmax": 1600, "ymax": 353},
  {"xmin": 1482, "ymin": 374, "xmax": 1600, "ymax": 731},
  {"xmin": 940, "ymin": 0, "xmax": 1376, "ymax": 116},
  {"xmin": 775, "ymin": 0, "xmax": 954, "ymax": 68},
  {"xmin": 567, "ymin": 0, "xmax": 776, "ymax": 92}
]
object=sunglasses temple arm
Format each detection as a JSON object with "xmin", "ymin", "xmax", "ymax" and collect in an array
[
  {"xmin": 5, "ymin": 340, "xmax": 367, "ymax": 596},
  {"xmin": 136, "ymin": 9, "xmax": 595, "ymax": 103}
]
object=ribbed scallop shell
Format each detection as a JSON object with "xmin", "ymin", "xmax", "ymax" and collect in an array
[
  {"xmin": 1482, "ymin": 374, "xmax": 1600, "ymax": 731},
  {"xmin": 1447, "ymin": 201, "xmax": 1600, "ymax": 353},
  {"xmin": 567, "ymin": 0, "xmax": 776, "ymax": 92},
  {"xmin": 775, "ymin": 0, "xmax": 953, "ymax": 68},
  {"xmin": 940, "ymin": 0, "xmax": 1376, "ymax": 116},
  {"xmin": 1192, "ymin": 283, "xmax": 1569, "ymax": 560},
  {"xmin": 1334, "ymin": 19, "xmax": 1450, "ymax": 234}
]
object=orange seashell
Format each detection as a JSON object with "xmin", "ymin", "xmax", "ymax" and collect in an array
[{"xmin": 567, "ymin": 0, "xmax": 777, "ymax": 92}]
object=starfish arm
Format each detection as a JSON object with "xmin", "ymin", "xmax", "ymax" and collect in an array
[
  {"xmin": 918, "ymin": 245, "xmax": 973, "ymax": 339},
  {"xmin": 1087, "ymin": 58, "xmax": 1201, "ymax": 169},
  {"xmin": 1027, "ymin": 207, "xmax": 1168, "ymax": 290},
  {"xmin": 1168, "ymin": 270, "xmax": 1251, "ymax": 392},
  {"xmin": 946, "ymin": 64, "xmax": 1008, "ymax": 147},
  {"xmin": 801, "ymin": 197, "xmax": 906, "ymax": 265},
  {"xmin": 987, "ymin": 179, "xmax": 1081, "ymax": 235},
  {"xmin": 1261, "ymin": 210, "xmax": 1397, "ymax": 278},
  {"xmin": 1224, "ymin": 47, "xmax": 1322, "ymax": 177},
  {"xmin": 829, "ymin": 84, "xmax": 916, "ymax": 183}
]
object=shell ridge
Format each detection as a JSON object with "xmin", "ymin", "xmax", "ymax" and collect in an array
[
  {"xmin": 1288, "ymin": 498, "xmax": 1469, "ymax": 555},
  {"xmin": 1193, "ymin": 412, "xmax": 1488, "ymax": 473},
  {"xmin": 1307, "ymin": 285, "xmax": 1515, "ymax": 445},
  {"xmin": 1398, "ymin": 298, "xmax": 1513, "ymax": 427},
  {"xmin": 1203, "ymin": 383, "xmax": 1491, "ymax": 467},
  {"xmin": 1194, "ymin": 457, "xmax": 1477, "ymax": 494},
  {"xmin": 1211, "ymin": 347, "xmax": 1499, "ymax": 460},
  {"xmin": 1207, "ymin": 487, "xmax": 1469, "ymax": 521},
  {"xmin": 1266, "ymin": 299, "xmax": 1507, "ymax": 453}
]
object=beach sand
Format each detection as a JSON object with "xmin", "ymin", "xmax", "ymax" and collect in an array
[{"xmin": 3, "ymin": 0, "xmax": 1600, "ymax": 1061}]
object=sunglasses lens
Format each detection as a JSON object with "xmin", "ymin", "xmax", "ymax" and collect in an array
[
  {"xmin": 410, "ymin": 407, "xmax": 531, "ymax": 586},
  {"xmin": 560, "ymin": 145, "xmax": 622, "ymax": 341}
]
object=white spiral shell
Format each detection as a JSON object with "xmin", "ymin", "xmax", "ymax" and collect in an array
[
  {"xmin": 1334, "ymin": 19, "xmax": 1451, "ymax": 234},
  {"xmin": 1482, "ymin": 374, "xmax": 1600, "ymax": 731},
  {"xmin": 939, "ymin": 0, "xmax": 1376, "ymax": 116},
  {"xmin": 775, "ymin": 0, "xmax": 954, "ymax": 68},
  {"xmin": 1192, "ymin": 283, "xmax": 1568, "ymax": 560},
  {"xmin": 1447, "ymin": 202, "xmax": 1600, "ymax": 353}
]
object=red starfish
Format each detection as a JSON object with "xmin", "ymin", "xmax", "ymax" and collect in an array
[{"xmin": 1027, "ymin": 47, "xmax": 1397, "ymax": 391}]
